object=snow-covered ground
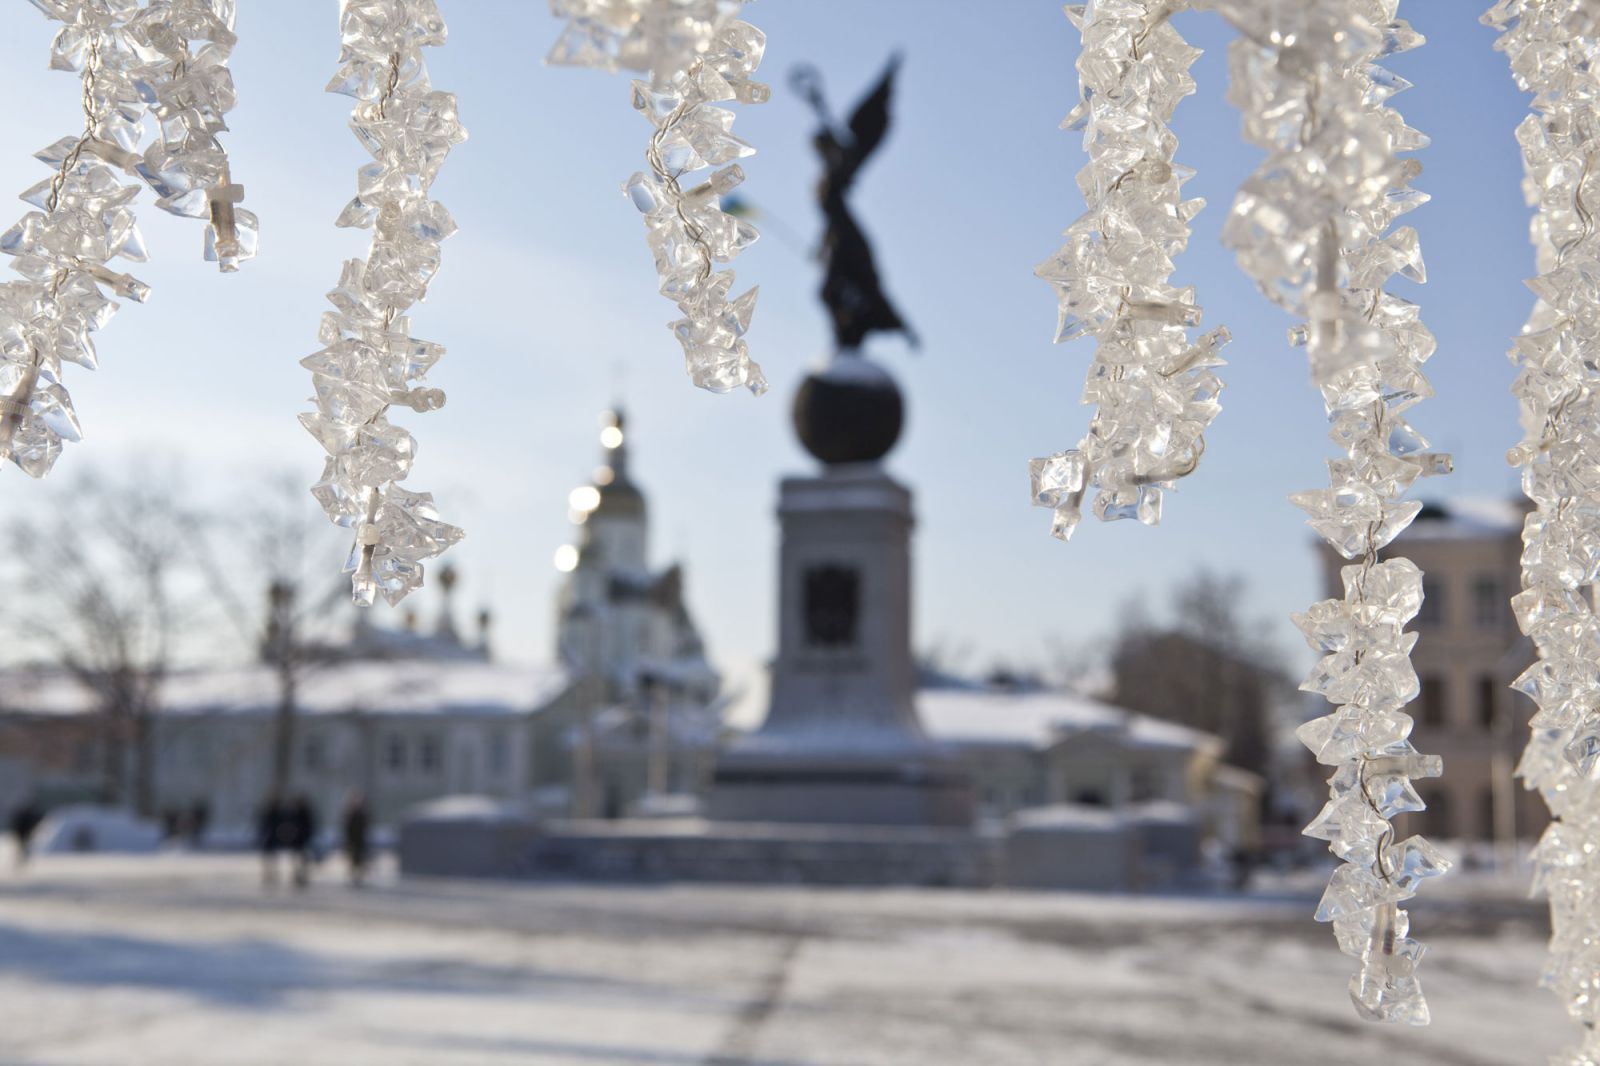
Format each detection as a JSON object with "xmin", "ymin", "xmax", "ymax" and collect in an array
[{"xmin": 0, "ymin": 851, "xmax": 1568, "ymax": 1065}]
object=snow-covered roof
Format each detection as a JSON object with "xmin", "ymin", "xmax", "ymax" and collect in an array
[
  {"xmin": 1008, "ymin": 800, "xmax": 1199, "ymax": 832},
  {"xmin": 1399, "ymin": 497, "xmax": 1523, "ymax": 541},
  {"xmin": 0, "ymin": 659, "xmax": 572, "ymax": 719},
  {"xmin": 1008, "ymin": 804, "xmax": 1126, "ymax": 831},
  {"xmin": 917, "ymin": 688, "xmax": 1217, "ymax": 754},
  {"xmin": 406, "ymin": 795, "xmax": 531, "ymax": 822}
]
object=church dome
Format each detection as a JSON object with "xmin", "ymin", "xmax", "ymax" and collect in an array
[
  {"xmin": 595, "ymin": 473, "xmax": 644, "ymax": 515},
  {"xmin": 589, "ymin": 410, "xmax": 645, "ymax": 518},
  {"xmin": 792, "ymin": 353, "xmax": 904, "ymax": 465}
]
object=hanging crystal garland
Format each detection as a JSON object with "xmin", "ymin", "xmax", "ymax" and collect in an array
[
  {"xmin": 1203, "ymin": 0, "xmax": 1451, "ymax": 1023},
  {"xmin": 0, "ymin": 1, "xmax": 153, "ymax": 478},
  {"xmin": 1486, "ymin": 2, "xmax": 1600, "ymax": 1060},
  {"xmin": 547, "ymin": 1, "xmax": 769, "ymax": 395},
  {"xmin": 1030, "ymin": 1, "xmax": 1230, "ymax": 542},
  {"xmin": 1, "ymin": 0, "xmax": 256, "ymax": 479},
  {"xmin": 301, "ymin": 0, "xmax": 465, "ymax": 607},
  {"xmin": 126, "ymin": 0, "xmax": 257, "ymax": 272}
]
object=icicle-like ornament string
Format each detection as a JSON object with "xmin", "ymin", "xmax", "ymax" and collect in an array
[
  {"xmin": 127, "ymin": 0, "xmax": 257, "ymax": 272},
  {"xmin": 0, "ymin": 2, "xmax": 153, "ymax": 478},
  {"xmin": 302, "ymin": 0, "xmax": 465, "ymax": 607},
  {"xmin": 1204, "ymin": 0, "xmax": 1451, "ymax": 1024},
  {"xmin": 1031, "ymin": 0, "xmax": 1229, "ymax": 541},
  {"xmin": 1, "ymin": 1, "xmax": 254, "ymax": 479},
  {"xmin": 548, "ymin": 1, "xmax": 769, "ymax": 395},
  {"xmin": 1486, "ymin": 2, "xmax": 1600, "ymax": 1060}
]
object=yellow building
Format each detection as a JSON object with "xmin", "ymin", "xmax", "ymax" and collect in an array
[{"xmin": 1319, "ymin": 499, "xmax": 1544, "ymax": 848}]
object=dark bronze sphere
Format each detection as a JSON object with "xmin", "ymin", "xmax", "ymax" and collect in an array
[{"xmin": 792, "ymin": 355, "xmax": 904, "ymax": 465}]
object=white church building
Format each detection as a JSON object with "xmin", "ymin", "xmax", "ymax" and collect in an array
[{"xmin": 546, "ymin": 408, "xmax": 725, "ymax": 816}]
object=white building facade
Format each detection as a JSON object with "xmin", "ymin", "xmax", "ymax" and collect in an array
[
  {"xmin": 910, "ymin": 685, "xmax": 1260, "ymax": 852},
  {"xmin": 0, "ymin": 653, "xmax": 576, "ymax": 839},
  {"xmin": 0, "ymin": 409, "xmax": 725, "ymax": 838}
]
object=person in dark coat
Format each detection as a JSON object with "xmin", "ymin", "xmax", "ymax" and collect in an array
[
  {"xmin": 257, "ymin": 793, "xmax": 286, "ymax": 888},
  {"xmin": 283, "ymin": 794, "xmax": 318, "ymax": 889},
  {"xmin": 341, "ymin": 790, "xmax": 371, "ymax": 888},
  {"xmin": 9, "ymin": 799, "xmax": 43, "ymax": 869},
  {"xmin": 188, "ymin": 799, "xmax": 210, "ymax": 847}
]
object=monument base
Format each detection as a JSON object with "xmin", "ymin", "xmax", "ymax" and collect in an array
[
  {"xmin": 708, "ymin": 748, "xmax": 973, "ymax": 827},
  {"xmin": 527, "ymin": 817, "xmax": 996, "ymax": 887},
  {"xmin": 394, "ymin": 809, "xmax": 1196, "ymax": 892}
]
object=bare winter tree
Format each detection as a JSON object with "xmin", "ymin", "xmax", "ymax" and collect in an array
[
  {"xmin": 188, "ymin": 473, "xmax": 349, "ymax": 800},
  {"xmin": 1109, "ymin": 571, "xmax": 1291, "ymax": 775},
  {"xmin": 915, "ymin": 635, "xmax": 977, "ymax": 687},
  {"xmin": 1042, "ymin": 633, "xmax": 1111, "ymax": 697},
  {"xmin": 1, "ymin": 467, "xmax": 348, "ymax": 814},
  {"xmin": 2, "ymin": 469, "xmax": 204, "ymax": 814}
]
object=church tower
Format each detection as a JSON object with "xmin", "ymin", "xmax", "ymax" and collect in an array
[
  {"xmin": 555, "ymin": 409, "xmax": 647, "ymax": 692},
  {"xmin": 579, "ymin": 408, "xmax": 648, "ymax": 572},
  {"xmin": 554, "ymin": 409, "xmax": 718, "ymax": 713}
]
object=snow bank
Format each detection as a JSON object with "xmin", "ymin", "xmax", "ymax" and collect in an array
[{"xmin": 33, "ymin": 805, "xmax": 163, "ymax": 854}]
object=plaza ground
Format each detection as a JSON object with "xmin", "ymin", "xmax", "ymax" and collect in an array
[{"xmin": 0, "ymin": 852, "xmax": 1568, "ymax": 1065}]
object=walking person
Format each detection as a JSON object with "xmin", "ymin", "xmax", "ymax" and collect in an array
[
  {"xmin": 257, "ymin": 792, "xmax": 286, "ymax": 888},
  {"xmin": 341, "ymin": 790, "xmax": 372, "ymax": 888},
  {"xmin": 188, "ymin": 799, "xmax": 211, "ymax": 848},
  {"xmin": 285, "ymin": 793, "xmax": 319, "ymax": 889},
  {"xmin": 9, "ymin": 798, "xmax": 43, "ymax": 870}
]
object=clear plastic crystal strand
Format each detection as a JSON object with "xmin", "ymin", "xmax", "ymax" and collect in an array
[
  {"xmin": 302, "ymin": 0, "xmax": 465, "ymax": 607},
  {"xmin": 126, "ymin": 0, "xmax": 257, "ymax": 272},
  {"xmin": 1486, "ymin": 3, "xmax": 1600, "ymax": 1060},
  {"xmin": 1203, "ymin": 0, "xmax": 1451, "ymax": 1023},
  {"xmin": 0, "ymin": 1, "xmax": 153, "ymax": 479},
  {"xmin": 1030, "ymin": 1, "xmax": 1229, "ymax": 541},
  {"xmin": 548, "ymin": 1, "xmax": 769, "ymax": 395}
]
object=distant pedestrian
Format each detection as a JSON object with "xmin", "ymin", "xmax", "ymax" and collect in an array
[
  {"xmin": 341, "ymin": 790, "xmax": 372, "ymax": 888},
  {"xmin": 1230, "ymin": 845, "xmax": 1258, "ymax": 893},
  {"xmin": 188, "ymin": 799, "xmax": 210, "ymax": 848},
  {"xmin": 9, "ymin": 799, "xmax": 43, "ymax": 869},
  {"xmin": 257, "ymin": 793, "xmax": 287, "ymax": 888},
  {"xmin": 284, "ymin": 794, "xmax": 319, "ymax": 889}
]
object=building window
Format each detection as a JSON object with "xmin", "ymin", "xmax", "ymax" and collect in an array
[
  {"xmin": 419, "ymin": 734, "xmax": 442, "ymax": 775},
  {"xmin": 1130, "ymin": 766, "xmax": 1163, "ymax": 803},
  {"xmin": 303, "ymin": 734, "xmax": 326, "ymax": 772},
  {"xmin": 1424, "ymin": 789, "xmax": 1452, "ymax": 839},
  {"xmin": 1417, "ymin": 576, "xmax": 1445, "ymax": 627},
  {"xmin": 1473, "ymin": 576, "xmax": 1503, "ymax": 629},
  {"xmin": 385, "ymin": 734, "xmax": 407, "ymax": 774},
  {"xmin": 1418, "ymin": 676, "xmax": 1447, "ymax": 727},
  {"xmin": 454, "ymin": 748, "xmax": 477, "ymax": 790},
  {"xmin": 487, "ymin": 730, "xmax": 508, "ymax": 777},
  {"xmin": 1477, "ymin": 676, "xmax": 1499, "ymax": 732},
  {"xmin": 1479, "ymin": 787, "xmax": 1497, "ymax": 844}
]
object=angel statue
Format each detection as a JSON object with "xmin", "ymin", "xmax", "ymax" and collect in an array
[{"xmin": 791, "ymin": 55, "xmax": 919, "ymax": 353}]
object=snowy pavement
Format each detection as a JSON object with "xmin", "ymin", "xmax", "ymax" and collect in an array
[{"xmin": 0, "ymin": 853, "xmax": 1567, "ymax": 1065}]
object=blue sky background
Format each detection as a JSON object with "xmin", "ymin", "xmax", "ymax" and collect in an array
[{"xmin": 0, "ymin": 3, "xmax": 1537, "ymax": 700}]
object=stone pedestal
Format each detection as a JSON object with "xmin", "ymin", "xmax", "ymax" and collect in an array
[{"xmin": 711, "ymin": 464, "xmax": 973, "ymax": 827}]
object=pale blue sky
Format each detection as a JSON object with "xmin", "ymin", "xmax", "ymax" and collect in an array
[{"xmin": 0, "ymin": 3, "xmax": 1536, "ymax": 694}]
